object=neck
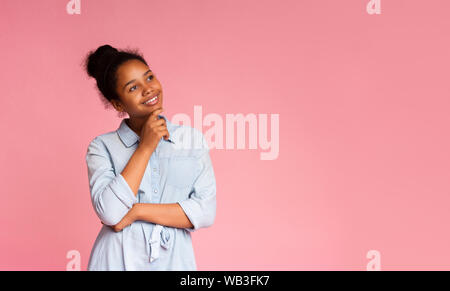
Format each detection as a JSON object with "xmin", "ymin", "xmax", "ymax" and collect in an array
[{"xmin": 125, "ymin": 117, "xmax": 146, "ymax": 137}]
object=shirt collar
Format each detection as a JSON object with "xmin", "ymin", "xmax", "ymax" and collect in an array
[{"xmin": 117, "ymin": 114, "xmax": 176, "ymax": 147}]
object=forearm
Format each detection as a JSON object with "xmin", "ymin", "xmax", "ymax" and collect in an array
[
  {"xmin": 135, "ymin": 203, "xmax": 194, "ymax": 229},
  {"xmin": 121, "ymin": 145, "xmax": 153, "ymax": 196}
]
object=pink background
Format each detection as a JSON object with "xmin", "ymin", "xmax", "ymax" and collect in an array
[{"xmin": 1, "ymin": 0, "xmax": 450, "ymax": 270}]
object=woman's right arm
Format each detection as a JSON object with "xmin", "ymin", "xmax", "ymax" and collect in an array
[
  {"xmin": 86, "ymin": 108, "xmax": 168, "ymax": 226},
  {"xmin": 121, "ymin": 108, "xmax": 167, "ymax": 195},
  {"xmin": 120, "ymin": 145, "xmax": 153, "ymax": 196},
  {"xmin": 85, "ymin": 137, "xmax": 142, "ymax": 226}
]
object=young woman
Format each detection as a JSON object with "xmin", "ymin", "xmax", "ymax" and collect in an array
[{"xmin": 83, "ymin": 44, "xmax": 216, "ymax": 271}]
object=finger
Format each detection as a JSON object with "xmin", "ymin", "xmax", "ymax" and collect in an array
[
  {"xmin": 156, "ymin": 125, "xmax": 169, "ymax": 134},
  {"xmin": 150, "ymin": 118, "xmax": 165, "ymax": 127},
  {"xmin": 158, "ymin": 128, "xmax": 170, "ymax": 140},
  {"xmin": 150, "ymin": 108, "xmax": 164, "ymax": 120}
]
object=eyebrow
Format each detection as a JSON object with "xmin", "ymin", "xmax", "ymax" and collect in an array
[{"xmin": 122, "ymin": 69, "xmax": 152, "ymax": 91}]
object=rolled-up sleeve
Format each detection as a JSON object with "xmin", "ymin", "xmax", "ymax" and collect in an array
[
  {"xmin": 85, "ymin": 137, "xmax": 137, "ymax": 226},
  {"xmin": 177, "ymin": 135, "xmax": 217, "ymax": 232}
]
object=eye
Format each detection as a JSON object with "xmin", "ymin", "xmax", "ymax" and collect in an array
[{"xmin": 128, "ymin": 75, "xmax": 153, "ymax": 92}]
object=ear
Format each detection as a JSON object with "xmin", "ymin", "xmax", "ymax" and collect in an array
[{"xmin": 111, "ymin": 99, "xmax": 124, "ymax": 113}]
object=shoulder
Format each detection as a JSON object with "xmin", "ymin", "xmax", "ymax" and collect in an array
[{"xmin": 85, "ymin": 130, "xmax": 118, "ymax": 155}]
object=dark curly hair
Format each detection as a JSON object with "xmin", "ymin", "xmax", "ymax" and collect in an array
[{"xmin": 82, "ymin": 44, "xmax": 149, "ymax": 117}]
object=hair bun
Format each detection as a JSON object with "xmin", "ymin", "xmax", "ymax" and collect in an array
[{"xmin": 86, "ymin": 44, "xmax": 119, "ymax": 80}]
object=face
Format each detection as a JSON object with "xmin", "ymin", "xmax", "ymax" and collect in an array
[{"xmin": 111, "ymin": 59, "xmax": 163, "ymax": 118}]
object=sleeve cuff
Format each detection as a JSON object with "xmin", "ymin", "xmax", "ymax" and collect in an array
[
  {"xmin": 177, "ymin": 200, "xmax": 199, "ymax": 232},
  {"xmin": 110, "ymin": 173, "xmax": 138, "ymax": 208}
]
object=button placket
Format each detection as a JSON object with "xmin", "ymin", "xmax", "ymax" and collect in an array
[
  {"xmin": 137, "ymin": 189, "xmax": 143, "ymax": 203},
  {"xmin": 150, "ymin": 155, "xmax": 160, "ymax": 202},
  {"xmin": 137, "ymin": 162, "xmax": 152, "ymax": 203}
]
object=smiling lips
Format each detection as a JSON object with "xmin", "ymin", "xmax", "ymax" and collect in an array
[{"xmin": 142, "ymin": 94, "xmax": 159, "ymax": 105}]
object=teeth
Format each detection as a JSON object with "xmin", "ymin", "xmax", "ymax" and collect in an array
[{"xmin": 144, "ymin": 95, "xmax": 158, "ymax": 104}]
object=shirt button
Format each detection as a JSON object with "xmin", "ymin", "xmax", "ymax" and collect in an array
[{"xmin": 154, "ymin": 189, "xmax": 158, "ymax": 193}]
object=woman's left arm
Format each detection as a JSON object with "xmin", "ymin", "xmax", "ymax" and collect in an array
[{"xmin": 111, "ymin": 203, "xmax": 193, "ymax": 232}]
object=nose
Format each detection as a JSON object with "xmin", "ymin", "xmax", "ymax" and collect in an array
[
  {"xmin": 144, "ymin": 88, "xmax": 152, "ymax": 96},
  {"xmin": 143, "ymin": 84, "xmax": 154, "ymax": 96}
]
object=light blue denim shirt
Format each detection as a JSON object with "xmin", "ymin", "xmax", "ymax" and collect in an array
[{"xmin": 85, "ymin": 115, "xmax": 216, "ymax": 271}]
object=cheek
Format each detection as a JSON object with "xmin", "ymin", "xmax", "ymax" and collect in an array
[
  {"xmin": 120, "ymin": 96, "xmax": 140, "ymax": 111},
  {"xmin": 126, "ymin": 93, "xmax": 140, "ymax": 104}
]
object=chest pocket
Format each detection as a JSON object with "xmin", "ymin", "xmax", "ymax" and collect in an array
[{"xmin": 165, "ymin": 156, "xmax": 199, "ymax": 189}]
